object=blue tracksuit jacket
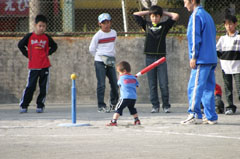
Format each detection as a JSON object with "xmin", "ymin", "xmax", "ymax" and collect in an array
[{"xmin": 187, "ymin": 6, "xmax": 217, "ymax": 64}]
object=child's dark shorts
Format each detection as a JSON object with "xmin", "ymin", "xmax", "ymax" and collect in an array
[{"xmin": 115, "ymin": 99, "xmax": 137, "ymax": 116}]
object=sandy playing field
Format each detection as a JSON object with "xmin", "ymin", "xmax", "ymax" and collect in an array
[{"xmin": 0, "ymin": 103, "xmax": 240, "ymax": 159}]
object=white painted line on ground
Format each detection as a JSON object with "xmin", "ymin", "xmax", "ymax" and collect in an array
[
  {"xmin": 0, "ymin": 134, "xmax": 104, "ymax": 137},
  {"xmin": 143, "ymin": 130, "xmax": 240, "ymax": 140},
  {"xmin": 0, "ymin": 128, "xmax": 239, "ymax": 140},
  {"xmin": 0, "ymin": 123, "xmax": 54, "ymax": 128}
]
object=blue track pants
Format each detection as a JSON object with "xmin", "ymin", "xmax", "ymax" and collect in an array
[{"xmin": 187, "ymin": 64, "xmax": 218, "ymax": 121}]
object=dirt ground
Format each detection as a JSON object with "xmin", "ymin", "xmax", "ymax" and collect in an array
[{"xmin": 0, "ymin": 103, "xmax": 240, "ymax": 159}]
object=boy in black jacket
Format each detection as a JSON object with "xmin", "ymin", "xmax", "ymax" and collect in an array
[{"xmin": 133, "ymin": 6, "xmax": 179, "ymax": 113}]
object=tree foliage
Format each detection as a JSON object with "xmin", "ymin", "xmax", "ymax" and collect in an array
[
  {"xmin": 166, "ymin": 0, "xmax": 240, "ymax": 14},
  {"xmin": 166, "ymin": 0, "xmax": 183, "ymax": 8}
]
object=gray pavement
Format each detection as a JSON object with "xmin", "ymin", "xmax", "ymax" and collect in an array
[{"xmin": 0, "ymin": 103, "xmax": 240, "ymax": 159}]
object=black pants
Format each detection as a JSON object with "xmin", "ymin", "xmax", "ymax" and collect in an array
[
  {"xmin": 20, "ymin": 68, "xmax": 50, "ymax": 108},
  {"xmin": 222, "ymin": 71, "xmax": 240, "ymax": 106},
  {"xmin": 115, "ymin": 99, "xmax": 137, "ymax": 116},
  {"xmin": 215, "ymin": 95, "xmax": 224, "ymax": 114}
]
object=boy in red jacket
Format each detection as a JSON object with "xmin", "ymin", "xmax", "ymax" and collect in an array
[
  {"xmin": 215, "ymin": 83, "xmax": 225, "ymax": 114},
  {"xmin": 201, "ymin": 83, "xmax": 224, "ymax": 114},
  {"xmin": 18, "ymin": 14, "xmax": 57, "ymax": 113}
]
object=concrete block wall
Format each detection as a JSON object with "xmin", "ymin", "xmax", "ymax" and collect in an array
[{"xmin": 0, "ymin": 36, "xmax": 238, "ymax": 106}]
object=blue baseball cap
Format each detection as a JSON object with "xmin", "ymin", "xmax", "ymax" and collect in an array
[{"xmin": 98, "ymin": 13, "xmax": 111, "ymax": 23}]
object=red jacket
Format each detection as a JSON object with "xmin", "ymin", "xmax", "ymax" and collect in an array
[
  {"xmin": 215, "ymin": 83, "xmax": 222, "ymax": 96},
  {"xmin": 18, "ymin": 32, "xmax": 57, "ymax": 69}
]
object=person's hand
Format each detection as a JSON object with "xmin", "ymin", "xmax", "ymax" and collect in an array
[{"xmin": 190, "ymin": 59, "xmax": 196, "ymax": 69}]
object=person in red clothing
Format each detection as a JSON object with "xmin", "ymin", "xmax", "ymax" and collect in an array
[
  {"xmin": 215, "ymin": 83, "xmax": 222, "ymax": 96},
  {"xmin": 201, "ymin": 83, "xmax": 224, "ymax": 114},
  {"xmin": 215, "ymin": 83, "xmax": 225, "ymax": 114},
  {"xmin": 18, "ymin": 14, "xmax": 58, "ymax": 113}
]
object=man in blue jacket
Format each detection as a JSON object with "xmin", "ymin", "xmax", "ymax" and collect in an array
[{"xmin": 181, "ymin": 0, "xmax": 218, "ymax": 124}]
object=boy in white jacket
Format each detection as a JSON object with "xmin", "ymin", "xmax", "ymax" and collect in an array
[
  {"xmin": 89, "ymin": 13, "xmax": 119, "ymax": 112},
  {"xmin": 216, "ymin": 14, "xmax": 240, "ymax": 115}
]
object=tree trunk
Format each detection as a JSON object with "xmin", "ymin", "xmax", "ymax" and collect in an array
[{"xmin": 29, "ymin": 0, "xmax": 40, "ymax": 32}]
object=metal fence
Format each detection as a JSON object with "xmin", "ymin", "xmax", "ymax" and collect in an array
[{"xmin": 0, "ymin": 0, "xmax": 239, "ymax": 36}]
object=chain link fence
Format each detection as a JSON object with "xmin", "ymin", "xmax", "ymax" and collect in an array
[{"xmin": 0, "ymin": 0, "xmax": 239, "ymax": 36}]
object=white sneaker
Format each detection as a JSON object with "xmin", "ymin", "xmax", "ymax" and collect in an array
[
  {"xmin": 206, "ymin": 120, "xmax": 217, "ymax": 125},
  {"xmin": 163, "ymin": 108, "xmax": 170, "ymax": 113},
  {"xmin": 98, "ymin": 107, "xmax": 110, "ymax": 113},
  {"xmin": 225, "ymin": 109, "xmax": 234, "ymax": 115},
  {"xmin": 180, "ymin": 114, "xmax": 202, "ymax": 124},
  {"xmin": 202, "ymin": 117, "xmax": 217, "ymax": 125},
  {"xmin": 151, "ymin": 108, "xmax": 159, "ymax": 113}
]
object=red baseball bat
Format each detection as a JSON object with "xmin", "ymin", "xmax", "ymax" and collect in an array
[{"xmin": 135, "ymin": 57, "xmax": 166, "ymax": 77}]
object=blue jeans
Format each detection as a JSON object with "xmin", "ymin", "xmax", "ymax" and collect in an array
[
  {"xmin": 146, "ymin": 55, "xmax": 170, "ymax": 109},
  {"xmin": 94, "ymin": 61, "xmax": 119, "ymax": 108}
]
